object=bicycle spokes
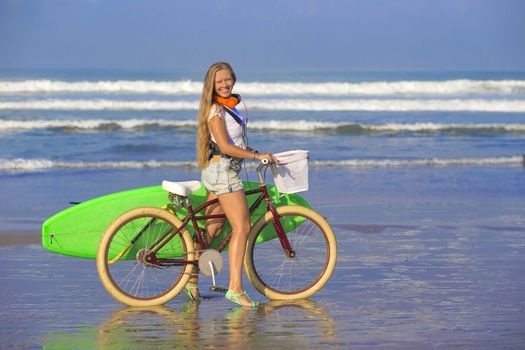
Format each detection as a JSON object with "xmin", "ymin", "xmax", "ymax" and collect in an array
[
  {"xmin": 246, "ymin": 206, "xmax": 337, "ymax": 299},
  {"xmin": 98, "ymin": 208, "xmax": 193, "ymax": 303}
]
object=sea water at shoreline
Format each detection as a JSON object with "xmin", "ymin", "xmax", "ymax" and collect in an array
[
  {"xmin": 0, "ymin": 69, "xmax": 524, "ymax": 348},
  {"xmin": 1, "ymin": 69, "xmax": 525, "ymax": 230}
]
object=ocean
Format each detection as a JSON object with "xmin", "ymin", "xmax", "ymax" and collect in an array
[{"xmin": 1, "ymin": 69, "xmax": 524, "ymax": 232}]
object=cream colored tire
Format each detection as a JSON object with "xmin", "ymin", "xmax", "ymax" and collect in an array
[
  {"xmin": 244, "ymin": 205, "xmax": 337, "ymax": 300},
  {"xmin": 97, "ymin": 207, "xmax": 195, "ymax": 306}
]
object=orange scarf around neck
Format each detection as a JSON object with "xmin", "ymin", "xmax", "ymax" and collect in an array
[{"xmin": 214, "ymin": 94, "xmax": 241, "ymax": 109}]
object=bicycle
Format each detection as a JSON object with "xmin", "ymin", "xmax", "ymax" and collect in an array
[{"xmin": 96, "ymin": 160, "xmax": 337, "ymax": 307}]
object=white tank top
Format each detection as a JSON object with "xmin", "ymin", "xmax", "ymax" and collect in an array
[{"xmin": 208, "ymin": 104, "xmax": 246, "ymax": 149}]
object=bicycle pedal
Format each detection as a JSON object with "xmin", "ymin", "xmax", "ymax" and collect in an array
[{"xmin": 209, "ymin": 286, "xmax": 228, "ymax": 294}]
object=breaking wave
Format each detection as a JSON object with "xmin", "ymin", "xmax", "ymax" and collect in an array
[
  {"xmin": 2, "ymin": 118, "xmax": 525, "ymax": 134},
  {"xmin": 0, "ymin": 118, "xmax": 196, "ymax": 132},
  {"xmin": 1, "ymin": 98, "xmax": 525, "ymax": 112},
  {"xmin": 1, "ymin": 79, "xmax": 525, "ymax": 96},
  {"xmin": 310, "ymin": 156, "xmax": 524, "ymax": 168},
  {"xmin": 1, "ymin": 156, "xmax": 522, "ymax": 173}
]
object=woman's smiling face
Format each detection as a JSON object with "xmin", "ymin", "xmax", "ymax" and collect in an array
[{"xmin": 214, "ymin": 69, "xmax": 234, "ymax": 98}]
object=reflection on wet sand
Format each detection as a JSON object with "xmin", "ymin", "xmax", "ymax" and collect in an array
[
  {"xmin": 97, "ymin": 303, "xmax": 201, "ymax": 348},
  {"xmin": 223, "ymin": 299, "xmax": 339, "ymax": 349},
  {"xmin": 43, "ymin": 299, "xmax": 339, "ymax": 349},
  {"xmin": 260, "ymin": 299, "xmax": 338, "ymax": 340}
]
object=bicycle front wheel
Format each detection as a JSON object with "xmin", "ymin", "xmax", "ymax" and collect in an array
[
  {"xmin": 245, "ymin": 205, "xmax": 337, "ymax": 300},
  {"xmin": 97, "ymin": 207, "xmax": 195, "ymax": 306}
]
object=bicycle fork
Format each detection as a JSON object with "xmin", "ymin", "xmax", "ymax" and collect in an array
[{"xmin": 268, "ymin": 204, "xmax": 295, "ymax": 258}]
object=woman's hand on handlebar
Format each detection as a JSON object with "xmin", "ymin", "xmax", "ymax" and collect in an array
[{"xmin": 255, "ymin": 152, "xmax": 278, "ymax": 164}]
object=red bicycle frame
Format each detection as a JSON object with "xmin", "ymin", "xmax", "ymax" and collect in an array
[{"xmin": 146, "ymin": 182, "xmax": 295, "ymax": 266}]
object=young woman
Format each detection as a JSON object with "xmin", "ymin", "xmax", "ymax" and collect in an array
[{"xmin": 190, "ymin": 62, "xmax": 276, "ymax": 307}]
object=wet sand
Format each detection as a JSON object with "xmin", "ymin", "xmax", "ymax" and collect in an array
[
  {"xmin": 0, "ymin": 232, "xmax": 40, "ymax": 247},
  {"xmin": 1, "ymin": 220, "xmax": 525, "ymax": 349},
  {"xmin": 1, "ymin": 167, "xmax": 525, "ymax": 349}
]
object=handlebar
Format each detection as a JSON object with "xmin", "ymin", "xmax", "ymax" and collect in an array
[{"xmin": 256, "ymin": 159, "xmax": 271, "ymax": 185}]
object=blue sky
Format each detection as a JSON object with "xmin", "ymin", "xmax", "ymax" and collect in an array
[{"xmin": 1, "ymin": 0, "xmax": 524, "ymax": 72}]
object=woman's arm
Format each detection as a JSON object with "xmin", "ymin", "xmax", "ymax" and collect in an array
[{"xmin": 208, "ymin": 116, "xmax": 275, "ymax": 162}]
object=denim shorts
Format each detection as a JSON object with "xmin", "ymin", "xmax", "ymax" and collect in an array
[{"xmin": 201, "ymin": 157, "xmax": 244, "ymax": 196}]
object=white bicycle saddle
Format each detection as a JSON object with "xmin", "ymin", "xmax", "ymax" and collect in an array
[{"xmin": 161, "ymin": 180, "xmax": 201, "ymax": 197}]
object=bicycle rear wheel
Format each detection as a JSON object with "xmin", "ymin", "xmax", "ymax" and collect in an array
[
  {"xmin": 96, "ymin": 207, "xmax": 195, "ymax": 306},
  {"xmin": 245, "ymin": 205, "xmax": 337, "ymax": 300}
]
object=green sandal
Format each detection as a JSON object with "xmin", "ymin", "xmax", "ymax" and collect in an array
[
  {"xmin": 184, "ymin": 283, "xmax": 201, "ymax": 302},
  {"xmin": 225, "ymin": 290, "xmax": 257, "ymax": 307}
]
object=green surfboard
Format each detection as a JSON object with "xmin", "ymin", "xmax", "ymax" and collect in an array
[{"xmin": 42, "ymin": 182, "xmax": 310, "ymax": 259}]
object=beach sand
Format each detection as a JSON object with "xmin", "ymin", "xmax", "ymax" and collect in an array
[
  {"xmin": 0, "ymin": 232, "xmax": 40, "ymax": 247},
  {"xmin": 2, "ymin": 226, "xmax": 524, "ymax": 348},
  {"xmin": 1, "ymin": 167, "xmax": 525, "ymax": 349}
]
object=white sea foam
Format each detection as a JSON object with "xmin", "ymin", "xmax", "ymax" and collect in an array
[
  {"xmin": 2, "ymin": 118, "xmax": 525, "ymax": 134},
  {"xmin": 0, "ymin": 118, "xmax": 196, "ymax": 131},
  {"xmin": 1, "ymin": 156, "xmax": 522, "ymax": 173},
  {"xmin": 0, "ymin": 80, "xmax": 202, "ymax": 95},
  {"xmin": 364, "ymin": 122, "xmax": 525, "ymax": 133},
  {"xmin": 1, "ymin": 98, "xmax": 525, "ymax": 112},
  {"xmin": 0, "ymin": 99, "xmax": 198, "ymax": 111},
  {"xmin": 1, "ymin": 79, "xmax": 525, "ymax": 96},
  {"xmin": 239, "ymin": 80, "xmax": 525, "ymax": 97},
  {"xmin": 310, "ymin": 156, "xmax": 524, "ymax": 168},
  {"xmin": 0, "ymin": 158, "xmax": 197, "ymax": 172},
  {"xmin": 256, "ymin": 99, "xmax": 525, "ymax": 112}
]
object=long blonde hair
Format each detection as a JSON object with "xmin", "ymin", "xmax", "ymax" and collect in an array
[{"xmin": 196, "ymin": 62, "xmax": 237, "ymax": 168}]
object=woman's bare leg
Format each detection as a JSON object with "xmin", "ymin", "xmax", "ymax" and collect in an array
[
  {"xmin": 205, "ymin": 192, "xmax": 226, "ymax": 245},
  {"xmin": 217, "ymin": 190, "xmax": 257, "ymax": 306},
  {"xmin": 185, "ymin": 243, "xmax": 201, "ymax": 301},
  {"xmin": 186, "ymin": 192, "xmax": 225, "ymax": 300}
]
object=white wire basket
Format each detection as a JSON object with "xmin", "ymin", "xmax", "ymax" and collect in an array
[{"xmin": 271, "ymin": 150, "xmax": 309, "ymax": 194}]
